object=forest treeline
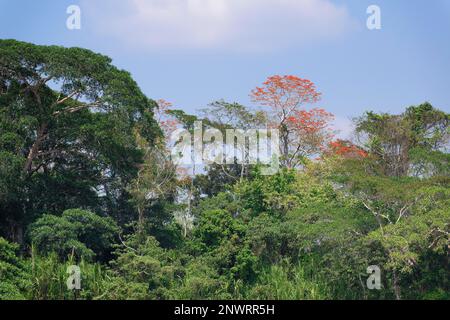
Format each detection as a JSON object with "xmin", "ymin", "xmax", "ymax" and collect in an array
[{"xmin": 0, "ymin": 40, "xmax": 449, "ymax": 300}]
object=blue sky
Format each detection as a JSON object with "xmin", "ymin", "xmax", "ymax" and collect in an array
[{"xmin": 1, "ymin": 0, "xmax": 449, "ymax": 137}]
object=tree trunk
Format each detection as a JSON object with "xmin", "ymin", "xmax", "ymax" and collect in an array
[
  {"xmin": 280, "ymin": 125, "xmax": 290, "ymax": 168},
  {"xmin": 24, "ymin": 123, "xmax": 48, "ymax": 174},
  {"xmin": 8, "ymin": 222, "xmax": 24, "ymax": 246},
  {"xmin": 183, "ymin": 221, "xmax": 187, "ymax": 238},
  {"xmin": 393, "ymin": 270, "xmax": 402, "ymax": 300}
]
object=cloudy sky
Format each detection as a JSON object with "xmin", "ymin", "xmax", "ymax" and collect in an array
[{"xmin": 1, "ymin": 0, "xmax": 449, "ymax": 137}]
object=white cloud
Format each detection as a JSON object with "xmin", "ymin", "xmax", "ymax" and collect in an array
[{"xmin": 82, "ymin": 0, "xmax": 355, "ymax": 52}]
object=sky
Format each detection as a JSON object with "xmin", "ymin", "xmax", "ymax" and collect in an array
[{"xmin": 1, "ymin": 0, "xmax": 449, "ymax": 137}]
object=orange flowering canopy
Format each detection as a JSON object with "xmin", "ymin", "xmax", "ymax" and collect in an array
[
  {"xmin": 287, "ymin": 108, "xmax": 334, "ymax": 134},
  {"xmin": 155, "ymin": 99, "xmax": 179, "ymax": 140},
  {"xmin": 328, "ymin": 140, "xmax": 368, "ymax": 159},
  {"xmin": 250, "ymin": 75, "xmax": 322, "ymax": 120},
  {"xmin": 250, "ymin": 75, "xmax": 334, "ymax": 168}
]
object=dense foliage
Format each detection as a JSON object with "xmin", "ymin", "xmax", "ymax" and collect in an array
[{"xmin": 0, "ymin": 40, "xmax": 448, "ymax": 300}]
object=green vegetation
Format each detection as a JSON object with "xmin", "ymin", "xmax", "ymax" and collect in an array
[{"xmin": 0, "ymin": 40, "xmax": 448, "ymax": 300}]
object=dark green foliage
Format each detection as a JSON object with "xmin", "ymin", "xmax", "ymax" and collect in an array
[
  {"xmin": 0, "ymin": 237, "xmax": 30, "ymax": 299},
  {"xmin": 0, "ymin": 39, "xmax": 161, "ymax": 241},
  {"xmin": 27, "ymin": 209, "xmax": 119, "ymax": 261},
  {"xmin": 101, "ymin": 235, "xmax": 185, "ymax": 300}
]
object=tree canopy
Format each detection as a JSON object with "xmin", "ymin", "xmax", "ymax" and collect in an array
[{"xmin": 0, "ymin": 41, "xmax": 448, "ymax": 301}]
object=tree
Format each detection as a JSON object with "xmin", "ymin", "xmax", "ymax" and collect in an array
[
  {"xmin": 102, "ymin": 235, "xmax": 183, "ymax": 300},
  {"xmin": 194, "ymin": 163, "xmax": 243, "ymax": 197},
  {"xmin": 251, "ymin": 75, "xmax": 333, "ymax": 168},
  {"xmin": 285, "ymin": 108, "xmax": 334, "ymax": 166},
  {"xmin": 0, "ymin": 40, "xmax": 161, "ymax": 241},
  {"xmin": 200, "ymin": 100, "xmax": 267, "ymax": 131},
  {"xmin": 27, "ymin": 209, "xmax": 119, "ymax": 261},
  {"xmin": 328, "ymin": 147, "xmax": 449, "ymax": 299},
  {"xmin": 367, "ymin": 207, "xmax": 449, "ymax": 300},
  {"xmin": 355, "ymin": 103, "xmax": 448, "ymax": 177},
  {"xmin": 154, "ymin": 99, "xmax": 180, "ymax": 145},
  {"xmin": 128, "ymin": 131, "xmax": 177, "ymax": 232},
  {"xmin": 199, "ymin": 100, "xmax": 267, "ymax": 182},
  {"xmin": 0, "ymin": 237, "xmax": 30, "ymax": 299},
  {"xmin": 326, "ymin": 140, "xmax": 368, "ymax": 159}
]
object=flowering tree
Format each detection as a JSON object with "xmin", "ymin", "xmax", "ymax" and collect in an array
[
  {"xmin": 251, "ymin": 75, "xmax": 333, "ymax": 168},
  {"xmin": 327, "ymin": 140, "xmax": 368, "ymax": 159},
  {"xmin": 155, "ymin": 99, "xmax": 180, "ymax": 146}
]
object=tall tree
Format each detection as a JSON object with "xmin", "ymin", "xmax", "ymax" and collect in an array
[
  {"xmin": 355, "ymin": 103, "xmax": 448, "ymax": 177},
  {"xmin": 128, "ymin": 131, "xmax": 177, "ymax": 232},
  {"xmin": 199, "ymin": 100, "xmax": 267, "ymax": 182},
  {"xmin": 0, "ymin": 40, "xmax": 161, "ymax": 242},
  {"xmin": 251, "ymin": 75, "xmax": 333, "ymax": 168}
]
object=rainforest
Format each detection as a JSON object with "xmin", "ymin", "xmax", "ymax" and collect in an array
[{"xmin": 0, "ymin": 39, "xmax": 448, "ymax": 301}]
